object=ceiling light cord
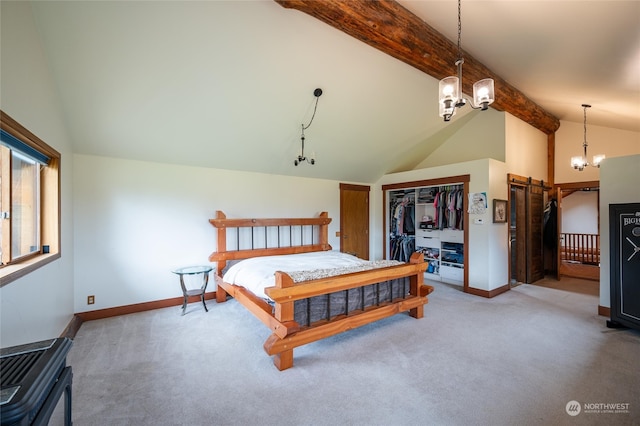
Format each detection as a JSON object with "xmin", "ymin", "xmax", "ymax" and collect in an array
[
  {"xmin": 571, "ymin": 104, "xmax": 604, "ymax": 170},
  {"xmin": 454, "ymin": 0, "xmax": 466, "ymax": 109},
  {"xmin": 303, "ymin": 90, "xmax": 321, "ymax": 131},
  {"xmin": 438, "ymin": 0, "xmax": 494, "ymax": 121},
  {"xmin": 295, "ymin": 88, "xmax": 322, "ymax": 166},
  {"xmin": 457, "ymin": 0, "xmax": 462, "ymax": 61},
  {"xmin": 583, "ymin": 105, "xmax": 588, "ymax": 151}
]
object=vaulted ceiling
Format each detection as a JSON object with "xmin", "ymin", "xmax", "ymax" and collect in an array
[{"xmin": 24, "ymin": 0, "xmax": 640, "ymax": 183}]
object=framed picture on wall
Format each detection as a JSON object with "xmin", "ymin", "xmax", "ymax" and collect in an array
[{"xmin": 493, "ymin": 199, "xmax": 507, "ymax": 223}]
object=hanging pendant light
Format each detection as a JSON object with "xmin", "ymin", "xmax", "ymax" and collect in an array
[
  {"xmin": 570, "ymin": 104, "xmax": 605, "ymax": 171},
  {"xmin": 294, "ymin": 88, "xmax": 322, "ymax": 166},
  {"xmin": 438, "ymin": 0, "xmax": 495, "ymax": 121}
]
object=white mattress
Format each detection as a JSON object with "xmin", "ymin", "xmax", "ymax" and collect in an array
[{"xmin": 222, "ymin": 251, "xmax": 367, "ymax": 299}]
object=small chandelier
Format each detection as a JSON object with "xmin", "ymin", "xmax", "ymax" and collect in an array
[
  {"xmin": 571, "ymin": 104, "xmax": 605, "ymax": 171},
  {"xmin": 295, "ymin": 88, "xmax": 322, "ymax": 166},
  {"xmin": 438, "ymin": 0, "xmax": 495, "ymax": 122}
]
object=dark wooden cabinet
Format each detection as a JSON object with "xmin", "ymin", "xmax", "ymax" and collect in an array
[{"xmin": 608, "ymin": 203, "xmax": 640, "ymax": 330}]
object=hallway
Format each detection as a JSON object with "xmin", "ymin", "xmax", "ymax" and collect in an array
[{"xmin": 533, "ymin": 275, "xmax": 599, "ymax": 297}]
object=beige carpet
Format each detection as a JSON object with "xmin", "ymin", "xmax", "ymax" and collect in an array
[{"xmin": 51, "ymin": 278, "xmax": 639, "ymax": 425}]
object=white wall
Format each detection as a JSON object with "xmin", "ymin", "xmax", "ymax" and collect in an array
[
  {"xmin": 73, "ymin": 154, "xmax": 344, "ymax": 312},
  {"xmin": 599, "ymin": 154, "xmax": 640, "ymax": 309},
  {"xmin": 505, "ymin": 112, "xmax": 548, "ymax": 180},
  {"xmin": 0, "ymin": 1, "xmax": 75, "ymax": 347},
  {"xmin": 561, "ymin": 191, "xmax": 599, "ymax": 235},
  {"xmin": 488, "ymin": 159, "xmax": 510, "ymax": 287},
  {"xmin": 415, "ymin": 108, "xmax": 506, "ymax": 169}
]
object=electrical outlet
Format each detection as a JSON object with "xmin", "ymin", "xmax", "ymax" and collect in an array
[{"xmin": 87, "ymin": 295, "xmax": 95, "ymax": 305}]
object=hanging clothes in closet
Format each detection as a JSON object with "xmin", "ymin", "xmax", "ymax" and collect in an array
[
  {"xmin": 390, "ymin": 235, "xmax": 415, "ymax": 263},
  {"xmin": 433, "ymin": 186, "xmax": 464, "ymax": 231},
  {"xmin": 389, "ymin": 192, "xmax": 416, "ymax": 262}
]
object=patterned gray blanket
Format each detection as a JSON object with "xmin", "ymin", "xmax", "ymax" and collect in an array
[{"xmin": 287, "ymin": 260, "xmax": 403, "ymax": 283}]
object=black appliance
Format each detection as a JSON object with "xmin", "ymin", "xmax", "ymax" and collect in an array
[{"xmin": 1, "ymin": 338, "xmax": 73, "ymax": 425}]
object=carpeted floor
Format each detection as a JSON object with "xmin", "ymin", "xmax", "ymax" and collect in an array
[{"xmin": 51, "ymin": 278, "xmax": 639, "ymax": 425}]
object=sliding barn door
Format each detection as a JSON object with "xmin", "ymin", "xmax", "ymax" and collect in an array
[
  {"xmin": 509, "ymin": 176, "xmax": 546, "ymax": 284},
  {"xmin": 527, "ymin": 186, "xmax": 545, "ymax": 283}
]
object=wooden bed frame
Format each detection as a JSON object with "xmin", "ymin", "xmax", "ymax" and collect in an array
[{"xmin": 209, "ymin": 210, "xmax": 433, "ymax": 370}]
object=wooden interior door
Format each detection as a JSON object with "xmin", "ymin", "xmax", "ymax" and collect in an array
[
  {"xmin": 555, "ymin": 187, "xmax": 563, "ymax": 280},
  {"xmin": 339, "ymin": 183, "xmax": 370, "ymax": 260},
  {"xmin": 527, "ymin": 185, "xmax": 545, "ymax": 283},
  {"xmin": 510, "ymin": 185, "xmax": 527, "ymax": 284}
]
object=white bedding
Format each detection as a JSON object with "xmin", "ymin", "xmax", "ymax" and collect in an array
[{"xmin": 222, "ymin": 251, "xmax": 370, "ymax": 299}]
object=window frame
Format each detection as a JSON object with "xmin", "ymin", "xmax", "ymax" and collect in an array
[{"xmin": 0, "ymin": 110, "xmax": 61, "ymax": 286}]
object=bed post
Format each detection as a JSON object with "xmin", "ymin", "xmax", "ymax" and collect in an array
[
  {"xmin": 271, "ymin": 271, "xmax": 295, "ymax": 370},
  {"xmin": 215, "ymin": 210, "xmax": 228, "ymax": 303},
  {"xmin": 319, "ymin": 211, "xmax": 330, "ymax": 249},
  {"xmin": 409, "ymin": 252, "xmax": 425, "ymax": 319}
]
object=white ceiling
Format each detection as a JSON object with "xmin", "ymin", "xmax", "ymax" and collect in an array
[
  {"xmin": 400, "ymin": 0, "xmax": 640, "ymax": 132},
  {"xmin": 27, "ymin": 0, "xmax": 639, "ymax": 183}
]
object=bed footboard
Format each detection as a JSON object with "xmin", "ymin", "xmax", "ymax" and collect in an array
[{"xmin": 264, "ymin": 252, "xmax": 430, "ymax": 370}]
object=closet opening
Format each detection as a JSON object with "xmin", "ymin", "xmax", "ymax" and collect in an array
[{"xmin": 383, "ymin": 175, "xmax": 469, "ymax": 293}]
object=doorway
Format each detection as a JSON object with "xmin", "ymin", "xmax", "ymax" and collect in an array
[
  {"xmin": 556, "ymin": 181, "xmax": 600, "ymax": 281},
  {"xmin": 339, "ymin": 183, "xmax": 370, "ymax": 260}
]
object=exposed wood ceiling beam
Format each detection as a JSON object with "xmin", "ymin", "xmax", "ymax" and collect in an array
[{"xmin": 276, "ymin": 0, "xmax": 560, "ymax": 135}]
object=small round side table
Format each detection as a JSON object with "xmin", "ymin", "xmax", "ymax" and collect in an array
[{"xmin": 171, "ymin": 265, "xmax": 213, "ymax": 315}]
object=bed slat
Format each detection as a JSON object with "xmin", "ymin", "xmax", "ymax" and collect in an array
[{"xmin": 211, "ymin": 244, "xmax": 330, "ymax": 261}]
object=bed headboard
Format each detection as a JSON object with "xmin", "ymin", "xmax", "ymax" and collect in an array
[{"xmin": 208, "ymin": 210, "xmax": 332, "ymax": 275}]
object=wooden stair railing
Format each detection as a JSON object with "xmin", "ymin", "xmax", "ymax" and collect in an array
[{"xmin": 560, "ymin": 233, "xmax": 600, "ymax": 265}]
